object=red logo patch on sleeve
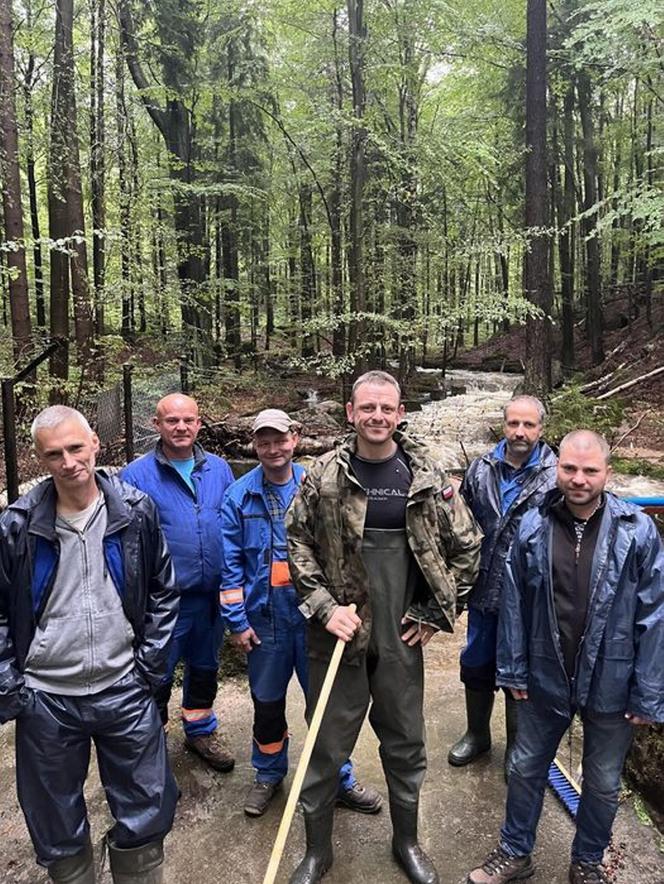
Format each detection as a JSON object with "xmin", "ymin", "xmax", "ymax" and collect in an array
[{"xmin": 442, "ymin": 485, "xmax": 454, "ymax": 500}]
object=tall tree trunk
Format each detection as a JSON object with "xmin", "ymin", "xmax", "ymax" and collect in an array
[
  {"xmin": 221, "ymin": 70, "xmax": 241, "ymax": 363},
  {"xmin": 299, "ymin": 183, "xmax": 315, "ymax": 358},
  {"xmin": 523, "ymin": 0, "xmax": 552, "ymax": 395},
  {"xmin": 557, "ymin": 83, "xmax": 575, "ymax": 373},
  {"xmin": 346, "ymin": 0, "xmax": 367, "ymax": 362},
  {"xmin": 577, "ymin": 70, "xmax": 604, "ymax": 365},
  {"xmin": 48, "ymin": 0, "xmax": 72, "ymax": 380},
  {"xmin": 394, "ymin": 21, "xmax": 420, "ymax": 382},
  {"xmin": 118, "ymin": 0, "xmax": 211, "ymax": 364},
  {"xmin": 90, "ymin": 0, "xmax": 106, "ymax": 335},
  {"xmin": 609, "ymin": 91, "xmax": 624, "ymax": 287},
  {"xmin": 23, "ymin": 6, "xmax": 45, "ymax": 329},
  {"xmin": 116, "ymin": 40, "xmax": 133, "ymax": 340},
  {"xmin": 61, "ymin": 0, "xmax": 94, "ymax": 367},
  {"xmin": 0, "ymin": 0, "xmax": 32, "ymax": 363},
  {"xmin": 330, "ymin": 9, "xmax": 345, "ymax": 357}
]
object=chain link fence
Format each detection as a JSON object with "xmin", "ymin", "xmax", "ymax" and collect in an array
[{"xmin": 0, "ymin": 344, "xmax": 186, "ymax": 508}]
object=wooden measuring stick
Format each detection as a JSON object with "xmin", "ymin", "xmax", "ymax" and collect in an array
[{"xmin": 262, "ymin": 604, "xmax": 356, "ymax": 884}]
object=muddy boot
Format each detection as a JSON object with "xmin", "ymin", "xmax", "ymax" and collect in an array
[
  {"xmin": 289, "ymin": 809, "xmax": 334, "ymax": 884},
  {"xmin": 48, "ymin": 839, "xmax": 95, "ymax": 883},
  {"xmin": 448, "ymin": 688, "xmax": 494, "ymax": 767},
  {"xmin": 503, "ymin": 693, "xmax": 519, "ymax": 783},
  {"xmin": 390, "ymin": 799, "xmax": 439, "ymax": 884},
  {"xmin": 108, "ymin": 840, "xmax": 163, "ymax": 884}
]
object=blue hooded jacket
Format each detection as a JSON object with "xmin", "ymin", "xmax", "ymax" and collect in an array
[
  {"xmin": 461, "ymin": 440, "xmax": 558, "ymax": 613},
  {"xmin": 497, "ymin": 490, "xmax": 664, "ymax": 722}
]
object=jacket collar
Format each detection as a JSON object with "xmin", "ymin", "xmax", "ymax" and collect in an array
[
  {"xmin": 154, "ymin": 440, "xmax": 208, "ymax": 470},
  {"xmin": 335, "ymin": 427, "xmax": 439, "ymax": 496},
  {"xmin": 244, "ymin": 461, "xmax": 305, "ymax": 496},
  {"xmin": 542, "ymin": 487, "xmax": 635, "ymax": 521},
  {"xmin": 26, "ymin": 471, "xmax": 131, "ymax": 540},
  {"xmin": 486, "ymin": 440, "xmax": 557, "ymax": 471}
]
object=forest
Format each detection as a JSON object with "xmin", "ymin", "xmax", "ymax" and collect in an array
[
  {"xmin": 0, "ymin": 0, "xmax": 661, "ymax": 401},
  {"xmin": 1, "ymin": 0, "xmax": 664, "ymax": 864}
]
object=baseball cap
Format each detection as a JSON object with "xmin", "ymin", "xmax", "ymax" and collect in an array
[{"xmin": 251, "ymin": 408, "xmax": 296, "ymax": 434}]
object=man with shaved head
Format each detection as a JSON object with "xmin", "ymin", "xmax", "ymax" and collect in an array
[
  {"xmin": 122, "ymin": 393, "xmax": 235, "ymax": 771},
  {"xmin": 466, "ymin": 430, "xmax": 664, "ymax": 884}
]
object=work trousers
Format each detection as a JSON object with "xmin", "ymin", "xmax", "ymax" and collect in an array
[
  {"xmin": 154, "ymin": 591, "xmax": 223, "ymax": 738},
  {"xmin": 15, "ymin": 670, "xmax": 178, "ymax": 868},
  {"xmin": 300, "ymin": 529, "xmax": 426, "ymax": 815},
  {"xmin": 500, "ymin": 700, "xmax": 634, "ymax": 864},
  {"xmin": 248, "ymin": 584, "xmax": 354, "ymax": 789},
  {"xmin": 459, "ymin": 605, "xmax": 498, "ymax": 692}
]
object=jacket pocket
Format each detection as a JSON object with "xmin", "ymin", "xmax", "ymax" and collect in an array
[
  {"xmin": 590, "ymin": 639, "xmax": 634, "ymax": 711},
  {"xmin": 24, "ymin": 615, "xmax": 87, "ymax": 675}
]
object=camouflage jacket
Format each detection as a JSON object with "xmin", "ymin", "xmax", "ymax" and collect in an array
[{"xmin": 285, "ymin": 429, "xmax": 482, "ymax": 664}]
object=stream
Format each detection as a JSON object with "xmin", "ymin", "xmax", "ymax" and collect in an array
[{"xmin": 405, "ymin": 368, "xmax": 664, "ymax": 500}]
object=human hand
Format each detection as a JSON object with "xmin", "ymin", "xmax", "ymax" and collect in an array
[
  {"xmin": 325, "ymin": 605, "xmax": 361, "ymax": 642},
  {"xmin": 401, "ymin": 618, "xmax": 437, "ymax": 647},
  {"xmin": 231, "ymin": 627, "xmax": 261, "ymax": 653},
  {"xmin": 624, "ymin": 712, "xmax": 652, "ymax": 726},
  {"xmin": 510, "ymin": 688, "xmax": 528, "ymax": 701}
]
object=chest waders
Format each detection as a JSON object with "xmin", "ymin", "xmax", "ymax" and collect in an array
[{"xmin": 291, "ymin": 530, "xmax": 438, "ymax": 884}]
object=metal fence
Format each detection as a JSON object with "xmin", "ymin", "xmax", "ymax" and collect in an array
[{"xmin": 0, "ymin": 344, "xmax": 187, "ymax": 507}]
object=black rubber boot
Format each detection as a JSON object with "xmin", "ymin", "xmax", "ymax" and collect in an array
[
  {"xmin": 48, "ymin": 839, "xmax": 95, "ymax": 883},
  {"xmin": 448, "ymin": 688, "xmax": 494, "ymax": 766},
  {"xmin": 289, "ymin": 809, "xmax": 334, "ymax": 884},
  {"xmin": 108, "ymin": 840, "xmax": 163, "ymax": 883},
  {"xmin": 390, "ymin": 799, "xmax": 439, "ymax": 884},
  {"xmin": 504, "ymin": 692, "xmax": 519, "ymax": 783}
]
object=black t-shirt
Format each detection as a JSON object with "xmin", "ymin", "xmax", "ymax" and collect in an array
[{"xmin": 350, "ymin": 447, "xmax": 413, "ymax": 530}]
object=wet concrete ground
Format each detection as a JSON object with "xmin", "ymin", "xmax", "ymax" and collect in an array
[{"xmin": 1, "ymin": 620, "xmax": 662, "ymax": 883}]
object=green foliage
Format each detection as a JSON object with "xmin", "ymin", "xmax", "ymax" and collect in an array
[
  {"xmin": 611, "ymin": 458, "xmax": 664, "ymax": 481},
  {"xmin": 546, "ymin": 384, "xmax": 624, "ymax": 448}
]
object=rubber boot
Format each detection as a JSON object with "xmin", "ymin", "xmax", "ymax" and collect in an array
[
  {"xmin": 503, "ymin": 692, "xmax": 519, "ymax": 783},
  {"xmin": 289, "ymin": 808, "xmax": 334, "ymax": 884},
  {"xmin": 448, "ymin": 688, "xmax": 494, "ymax": 766},
  {"xmin": 108, "ymin": 840, "xmax": 163, "ymax": 884},
  {"xmin": 48, "ymin": 839, "xmax": 96, "ymax": 883},
  {"xmin": 390, "ymin": 799, "xmax": 439, "ymax": 884}
]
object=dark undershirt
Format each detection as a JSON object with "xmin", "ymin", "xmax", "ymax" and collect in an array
[
  {"xmin": 350, "ymin": 446, "xmax": 413, "ymax": 530},
  {"xmin": 551, "ymin": 495, "xmax": 604, "ymax": 677}
]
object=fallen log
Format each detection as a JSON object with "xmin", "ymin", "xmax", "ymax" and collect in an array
[
  {"xmin": 579, "ymin": 361, "xmax": 628, "ymax": 394},
  {"xmin": 595, "ymin": 365, "xmax": 664, "ymax": 400}
]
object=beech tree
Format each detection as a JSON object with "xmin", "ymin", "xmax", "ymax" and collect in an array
[{"xmin": 0, "ymin": 0, "xmax": 32, "ymax": 363}]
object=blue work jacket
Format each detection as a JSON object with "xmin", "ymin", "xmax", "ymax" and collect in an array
[
  {"xmin": 121, "ymin": 443, "xmax": 234, "ymax": 595},
  {"xmin": 497, "ymin": 490, "xmax": 664, "ymax": 722},
  {"xmin": 220, "ymin": 463, "xmax": 305, "ymax": 634},
  {"xmin": 461, "ymin": 441, "xmax": 558, "ymax": 613}
]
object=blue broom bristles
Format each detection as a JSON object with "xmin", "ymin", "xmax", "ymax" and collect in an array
[{"xmin": 548, "ymin": 759, "xmax": 581, "ymax": 818}]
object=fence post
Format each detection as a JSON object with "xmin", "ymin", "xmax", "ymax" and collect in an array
[
  {"xmin": 123, "ymin": 363, "xmax": 134, "ymax": 464},
  {"xmin": 180, "ymin": 357, "xmax": 190, "ymax": 394},
  {"xmin": 1, "ymin": 378, "xmax": 19, "ymax": 504}
]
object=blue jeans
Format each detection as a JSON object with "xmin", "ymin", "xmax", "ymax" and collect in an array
[
  {"xmin": 501, "ymin": 700, "xmax": 633, "ymax": 863},
  {"xmin": 248, "ymin": 585, "xmax": 354, "ymax": 791},
  {"xmin": 156, "ymin": 592, "xmax": 223, "ymax": 738}
]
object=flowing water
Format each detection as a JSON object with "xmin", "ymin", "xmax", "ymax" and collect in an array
[{"xmin": 406, "ymin": 368, "xmax": 664, "ymax": 499}]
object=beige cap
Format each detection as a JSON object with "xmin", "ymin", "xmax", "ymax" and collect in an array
[{"xmin": 251, "ymin": 408, "xmax": 296, "ymax": 434}]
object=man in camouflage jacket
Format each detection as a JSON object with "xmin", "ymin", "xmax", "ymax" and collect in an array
[{"xmin": 285, "ymin": 370, "xmax": 482, "ymax": 884}]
